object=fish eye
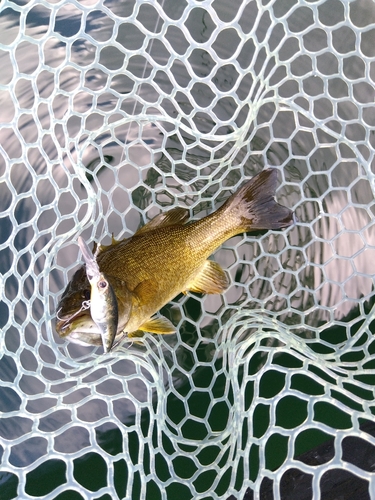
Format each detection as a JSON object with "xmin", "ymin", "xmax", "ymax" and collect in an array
[
  {"xmin": 83, "ymin": 290, "xmax": 90, "ymax": 300},
  {"xmin": 99, "ymin": 280, "xmax": 107, "ymax": 289}
]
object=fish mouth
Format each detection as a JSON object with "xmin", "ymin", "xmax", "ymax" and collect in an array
[
  {"xmin": 55, "ymin": 299, "xmax": 128, "ymax": 349},
  {"xmin": 55, "ymin": 308, "xmax": 124, "ymax": 349},
  {"xmin": 55, "ymin": 299, "xmax": 93, "ymax": 335},
  {"xmin": 55, "ymin": 308, "xmax": 99, "ymax": 336},
  {"xmin": 55, "ymin": 312, "xmax": 104, "ymax": 347}
]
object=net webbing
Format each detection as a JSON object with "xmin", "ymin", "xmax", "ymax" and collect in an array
[{"xmin": 0, "ymin": 0, "xmax": 375, "ymax": 499}]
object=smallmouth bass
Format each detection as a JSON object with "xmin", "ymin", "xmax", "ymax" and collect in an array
[{"xmin": 56, "ymin": 168, "xmax": 294, "ymax": 351}]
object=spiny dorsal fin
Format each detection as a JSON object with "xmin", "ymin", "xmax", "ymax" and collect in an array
[
  {"xmin": 135, "ymin": 207, "xmax": 190, "ymax": 236},
  {"xmin": 111, "ymin": 233, "xmax": 122, "ymax": 246},
  {"xmin": 137, "ymin": 316, "xmax": 176, "ymax": 334},
  {"xmin": 185, "ymin": 260, "xmax": 229, "ymax": 294},
  {"xmin": 93, "ymin": 235, "xmax": 123, "ymax": 255}
]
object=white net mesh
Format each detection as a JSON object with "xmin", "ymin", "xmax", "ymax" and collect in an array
[{"xmin": 1, "ymin": 0, "xmax": 375, "ymax": 498}]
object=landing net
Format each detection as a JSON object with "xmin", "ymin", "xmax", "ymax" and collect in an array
[{"xmin": 1, "ymin": 0, "xmax": 375, "ymax": 498}]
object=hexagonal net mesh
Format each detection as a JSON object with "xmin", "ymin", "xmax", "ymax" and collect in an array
[{"xmin": 1, "ymin": 0, "xmax": 375, "ymax": 498}]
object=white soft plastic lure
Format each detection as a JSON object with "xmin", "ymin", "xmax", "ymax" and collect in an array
[{"xmin": 78, "ymin": 236, "xmax": 119, "ymax": 352}]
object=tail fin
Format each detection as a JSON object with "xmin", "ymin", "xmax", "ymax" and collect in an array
[{"xmin": 223, "ymin": 168, "xmax": 294, "ymax": 231}]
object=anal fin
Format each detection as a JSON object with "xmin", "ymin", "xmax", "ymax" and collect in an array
[
  {"xmin": 127, "ymin": 330, "xmax": 145, "ymax": 339},
  {"xmin": 185, "ymin": 260, "xmax": 229, "ymax": 294}
]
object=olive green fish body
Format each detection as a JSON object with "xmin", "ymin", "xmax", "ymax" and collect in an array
[
  {"xmin": 94, "ymin": 212, "xmax": 239, "ymax": 333},
  {"xmin": 56, "ymin": 169, "xmax": 294, "ymax": 350}
]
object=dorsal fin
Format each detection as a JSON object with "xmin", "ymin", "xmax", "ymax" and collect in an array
[
  {"xmin": 94, "ymin": 235, "xmax": 123, "ymax": 255},
  {"xmin": 135, "ymin": 207, "xmax": 190, "ymax": 236}
]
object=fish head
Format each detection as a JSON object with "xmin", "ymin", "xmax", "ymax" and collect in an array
[
  {"xmin": 55, "ymin": 266, "xmax": 133, "ymax": 350},
  {"xmin": 55, "ymin": 266, "xmax": 92, "ymax": 335}
]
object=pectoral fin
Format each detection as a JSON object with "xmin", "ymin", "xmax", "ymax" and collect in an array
[
  {"xmin": 185, "ymin": 260, "xmax": 229, "ymax": 294},
  {"xmin": 137, "ymin": 316, "xmax": 176, "ymax": 334},
  {"xmin": 133, "ymin": 279, "xmax": 158, "ymax": 304}
]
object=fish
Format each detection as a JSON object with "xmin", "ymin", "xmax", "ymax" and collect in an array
[{"xmin": 55, "ymin": 168, "xmax": 294, "ymax": 351}]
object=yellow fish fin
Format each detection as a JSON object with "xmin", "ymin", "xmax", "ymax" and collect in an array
[
  {"xmin": 135, "ymin": 207, "xmax": 190, "ymax": 235},
  {"xmin": 185, "ymin": 260, "xmax": 229, "ymax": 294},
  {"xmin": 133, "ymin": 279, "xmax": 159, "ymax": 304},
  {"xmin": 127, "ymin": 330, "xmax": 145, "ymax": 339},
  {"xmin": 126, "ymin": 330, "xmax": 146, "ymax": 346},
  {"xmin": 111, "ymin": 233, "xmax": 122, "ymax": 245},
  {"xmin": 137, "ymin": 316, "xmax": 176, "ymax": 334},
  {"xmin": 91, "ymin": 236, "xmax": 123, "ymax": 255}
]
